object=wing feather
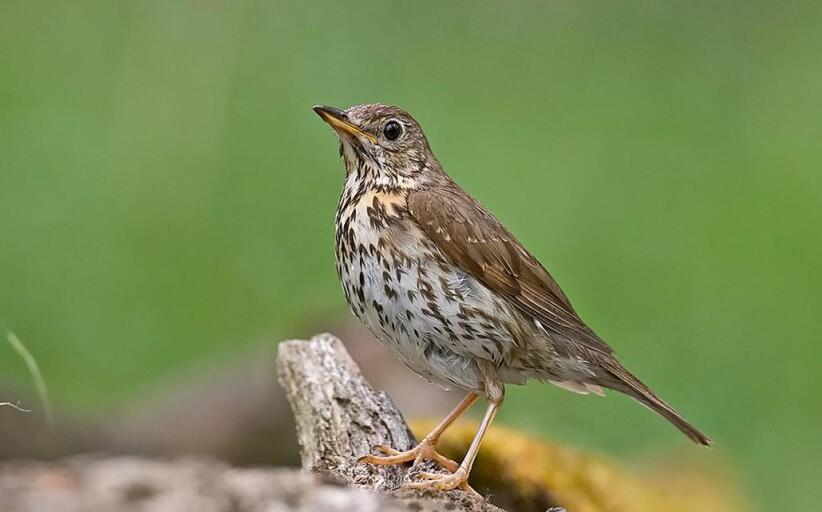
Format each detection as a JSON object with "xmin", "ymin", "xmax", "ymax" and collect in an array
[{"xmin": 407, "ymin": 182, "xmax": 613, "ymax": 355}]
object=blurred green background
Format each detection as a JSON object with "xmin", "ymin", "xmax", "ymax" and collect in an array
[{"xmin": 1, "ymin": 1, "xmax": 820, "ymax": 510}]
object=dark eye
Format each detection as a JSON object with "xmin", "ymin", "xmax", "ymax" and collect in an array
[{"xmin": 383, "ymin": 120, "xmax": 403, "ymax": 141}]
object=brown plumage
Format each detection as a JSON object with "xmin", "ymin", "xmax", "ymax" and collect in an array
[
  {"xmin": 314, "ymin": 103, "xmax": 710, "ymax": 494},
  {"xmin": 407, "ymin": 180, "xmax": 709, "ymax": 446},
  {"xmin": 407, "ymin": 182, "xmax": 610, "ymax": 355}
]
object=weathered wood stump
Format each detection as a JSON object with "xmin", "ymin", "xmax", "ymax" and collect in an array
[
  {"xmin": 276, "ymin": 333, "xmax": 509, "ymax": 512},
  {"xmin": 0, "ymin": 334, "xmax": 522, "ymax": 511}
]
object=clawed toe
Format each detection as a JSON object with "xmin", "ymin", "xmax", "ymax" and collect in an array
[
  {"xmin": 358, "ymin": 441, "xmax": 459, "ymax": 472},
  {"xmin": 361, "ymin": 443, "xmax": 479, "ymax": 496},
  {"xmin": 358, "ymin": 444, "xmax": 416, "ymax": 466},
  {"xmin": 373, "ymin": 444, "xmax": 402, "ymax": 456},
  {"xmin": 405, "ymin": 469, "xmax": 469, "ymax": 492}
]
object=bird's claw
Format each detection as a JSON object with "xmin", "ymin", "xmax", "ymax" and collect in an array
[
  {"xmin": 373, "ymin": 444, "xmax": 402, "ymax": 456},
  {"xmin": 360, "ymin": 443, "xmax": 478, "ymax": 496},
  {"xmin": 406, "ymin": 469, "xmax": 470, "ymax": 492},
  {"xmin": 358, "ymin": 441, "xmax": 457, "ymax": 470}
]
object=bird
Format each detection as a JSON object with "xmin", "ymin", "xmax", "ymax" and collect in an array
[{"xmin": 313, "ymin": 103, "xmax": 711, "ymax": 493}]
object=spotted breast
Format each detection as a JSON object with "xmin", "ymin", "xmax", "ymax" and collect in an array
[{"xmin": 334, "ymin": 174, "xmax": 524, "ymax": 394}]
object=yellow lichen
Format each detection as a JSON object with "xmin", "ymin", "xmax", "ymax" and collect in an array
[{"xmin": 410, "ymin": 420, "xmax": 749, "ymax": 512}]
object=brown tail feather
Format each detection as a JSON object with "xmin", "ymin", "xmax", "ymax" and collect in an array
[{"xmin": 600, "ymin": 361, "xmax": 712, "ymax": 446}]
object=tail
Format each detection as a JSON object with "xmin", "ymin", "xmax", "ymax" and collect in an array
[{"xmin": 599, "ymin": 360, "xmax": 712, "ymax": 446}]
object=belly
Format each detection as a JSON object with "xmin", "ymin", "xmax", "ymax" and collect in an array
[{"xmin": 335, "ymin": 224, "xmax": 518, "ymax": 392}]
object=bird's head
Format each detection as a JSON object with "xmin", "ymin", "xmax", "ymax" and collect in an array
[{"xmin": 313, "ymin": 103, "xmax": 442, "ymax": 189}]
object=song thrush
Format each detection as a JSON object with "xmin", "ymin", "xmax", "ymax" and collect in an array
[{"xmin": 313, "ymin": 103, "xmax": 710, "ymax": 493}]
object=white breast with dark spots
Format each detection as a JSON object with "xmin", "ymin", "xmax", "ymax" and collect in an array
[{"xmin": 335, "ymin": 181, "xmax": 520, "ymax": 392}]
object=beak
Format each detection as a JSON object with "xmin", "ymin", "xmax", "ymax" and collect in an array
[{"xmin": 313, "ymin": 105, "xmax": 376, "ymax": 143}]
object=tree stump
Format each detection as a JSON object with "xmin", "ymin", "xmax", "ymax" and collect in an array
[
  {"xmin": 0, "ymin": 334, "xmax": 527, "ymax": 512},
  {"xmin": 276, "ymin": 333, "xmax": 510, "ymax": 512}
]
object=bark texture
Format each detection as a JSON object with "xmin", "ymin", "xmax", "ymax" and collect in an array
[{"xmin": 276, "ymin": 333, "xmax": 511, "ymax": 512}]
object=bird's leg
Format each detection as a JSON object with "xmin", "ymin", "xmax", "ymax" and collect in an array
[
  {"xmin": 359, "ymin": 392, "xmax": 478, "ymax": 470},
  {"xmin": 407, "ymin": 397, "xmax": 501, "ymax": 492}
]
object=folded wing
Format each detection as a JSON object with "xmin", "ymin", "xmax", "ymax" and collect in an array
[{"xmin": 407, "ymin": 181, "xmax": 613, "ymax": 355}]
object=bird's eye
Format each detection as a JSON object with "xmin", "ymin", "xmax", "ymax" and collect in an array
[{"xmin": 383, "ymin": 120, "xmax": 403, "ymax": 141}]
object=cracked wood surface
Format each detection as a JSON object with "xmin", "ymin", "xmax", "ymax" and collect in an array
[{"xmin": 276, "ymin": 333, "xmax": 510, "ymax": 512}]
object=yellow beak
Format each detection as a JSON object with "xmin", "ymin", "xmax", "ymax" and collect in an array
[{"xmin": 313, "ymin": 105, "xmax": 376, "ymax": 143}]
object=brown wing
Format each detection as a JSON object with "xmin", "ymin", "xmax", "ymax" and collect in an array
[{"xmin": 407, "ymin": 181, "xmax": 613, "ymax": 355}]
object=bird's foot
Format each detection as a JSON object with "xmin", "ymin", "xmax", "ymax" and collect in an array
[
  {"xmin": 359, "ymin": 443, "xmax": 479, "ymax": 496},
  {"xmin": 405, "ymin": 468, "xmax": 471, "ymax": 493},
  {"xmin": 358, "ymin": 442, "xmax": 457, "ymax": 471}
]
